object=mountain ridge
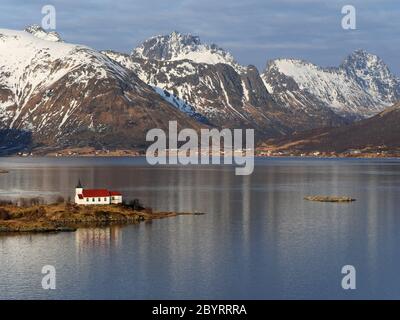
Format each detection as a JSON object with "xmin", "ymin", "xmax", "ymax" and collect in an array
[
  {"xmin": 262, "ymin": 51, "xmax": 400, "ymax": 121},
  {"xmin": 132, "ymin": 31, "xmax": 245, "ymax": 73},
  {"xmin": 0, "ymin": 26, "xmax": 399, "ymax": 154},
  {"xmin": 0, "ymin": 27, "xmax": 205, "ymax": 154},
  {"xmin": 106, "ymin": 31, "xmax": 400, "ymax": 135}
]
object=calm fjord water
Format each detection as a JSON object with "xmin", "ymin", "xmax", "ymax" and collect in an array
[{"xmin": 0, "ymin": 157, "xmax": 399, "ymax": 299}]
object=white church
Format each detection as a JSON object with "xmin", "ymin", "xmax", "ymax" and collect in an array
[{"xmin": 74, "ymin": 180, "xmax": 123, "ymax": 205}]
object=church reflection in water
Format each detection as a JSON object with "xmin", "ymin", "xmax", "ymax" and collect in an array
[{"xmin": 74, "ymin": 225, "xmax": 123, "ymax": 252}]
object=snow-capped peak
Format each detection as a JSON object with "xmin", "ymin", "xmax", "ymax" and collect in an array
[
  {"xmin": 341, "ymin": 49, "xmax": 392, "ymax": 78},
  {"xmin": 132, "ymin": 31, "xmax": 245, "ymax": 72},
  {"xmin": 340, "ymin": 49, "xmax": 400, "ymax": 102},
  {"xmin": 261, "ymin": 54, "xmax": 399, "ymax": 120},
  {"xmin": 24, "ymin": 24, "xmax": 62, "ymax": 42},
  {"xmin": 0, "ymin": 27, "xmax": 133, "ymax": 128}
]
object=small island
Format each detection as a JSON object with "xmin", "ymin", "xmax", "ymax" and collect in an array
[
  {"xmin": 0, "ymin": 169, "xmax": 8, "ymax": 174},
  {"xmin": 0, "ymin": 181, "xmax": 204, "ymax": 234},
  {"xmin": 0, "ymin": 201, "xmax": 197, "ymax": 233},
  {"xmin": 304, "ymin": 196, "xmax": 356, "ymax": 202}
]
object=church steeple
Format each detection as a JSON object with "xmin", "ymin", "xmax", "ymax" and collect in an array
[{"xmin": 76, "ymin": 179, "xmax": 83, "ymax": 189}]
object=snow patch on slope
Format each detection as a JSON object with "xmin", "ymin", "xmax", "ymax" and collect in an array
[{"xmin": 154, "ymin": 86, "xmax": 209, "ymax": 123}]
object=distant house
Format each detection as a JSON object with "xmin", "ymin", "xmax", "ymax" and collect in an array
[{"xmin": 74, "ymin": 180, "xmax": 123, "ymax": 205}]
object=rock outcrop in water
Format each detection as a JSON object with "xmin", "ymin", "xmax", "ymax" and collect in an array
[{"xmin": 304, "ymin": 196, "xmax": 356, "ymax": 202}]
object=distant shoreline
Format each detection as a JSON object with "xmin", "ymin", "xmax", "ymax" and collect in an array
[
  {"xmin": 1, "ymin": 154, "xmax": 400, "ymax": 160},
  {"xmin": 1, "ymin": 144, "xmax": 400, "ymax": 159}
]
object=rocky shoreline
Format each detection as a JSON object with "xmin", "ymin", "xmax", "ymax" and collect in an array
[{"xmin": 0, "ymin": 203, "xmax": 198, "ymax": 234}]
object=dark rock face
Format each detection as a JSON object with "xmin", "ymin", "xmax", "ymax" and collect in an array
[
  {"xmin": 241, "ymin": 65, "xmax": 275, "ymax": 109},
  {"xmin": 0, "ymin": 129, "xmax": 32, "ymax": 155}
]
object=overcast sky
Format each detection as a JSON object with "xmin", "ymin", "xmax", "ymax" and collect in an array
[{"xmin": 2, "ymin": 0, "xmax": 399, "ymax": 74}]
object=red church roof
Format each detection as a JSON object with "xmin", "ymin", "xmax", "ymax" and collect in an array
[{"xmin": 80, "ymin": 189, "xmax": 122, "ymax": 198}]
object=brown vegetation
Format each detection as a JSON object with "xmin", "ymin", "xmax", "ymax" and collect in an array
[
  {"xmin": 0, "ymin": 202, "xmax": 195, "ymax": 233},
  {"xmin": 261, "ymin": 103, "xmax": 400, "ymax": 154}
]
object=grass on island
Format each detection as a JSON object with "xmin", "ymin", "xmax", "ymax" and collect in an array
[{"xmin": 0, "ymin": 198, "xmax": 195, "ymax": 233}]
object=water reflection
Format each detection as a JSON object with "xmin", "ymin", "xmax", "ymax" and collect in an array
[
  {"xmin": 75, "ymin": 226, "xmax": 123, "ymax": 253},
  {"xmin": 0, "ymin": 157, "xmax": 400, "ymax": 299}
]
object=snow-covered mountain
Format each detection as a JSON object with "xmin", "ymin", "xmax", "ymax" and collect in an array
[
  {"xmin": 340, "ymin": 49, "xmax": 400, "ymax": 104},
  {"xmin": 132, "ymin": 31, "xmax": 245, "ymax": 73},
  {"xmin": 107, "ymin": 32, "xmax": 400, "ymax": 135},
  {"xmin": 106, "ymin": 32, "xmax": 363, "ymax": 134},
  {"xmin": 107, "ymin": 31, "xmax": 336, "ymax": 136},
  {"xmin": 0, "ymin": 26, "xmax": 203, "ymax": 153},
  {"xmin": 105, "ymin": 48, "xmax": 292, "ymax": 137},
  {"xmin": 262, "ymin": 51, "xmax": 400, "ymax": 120},
  {"xmin": 1, "ymin": 26, "xmax": 399, "ymax": 153}
]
